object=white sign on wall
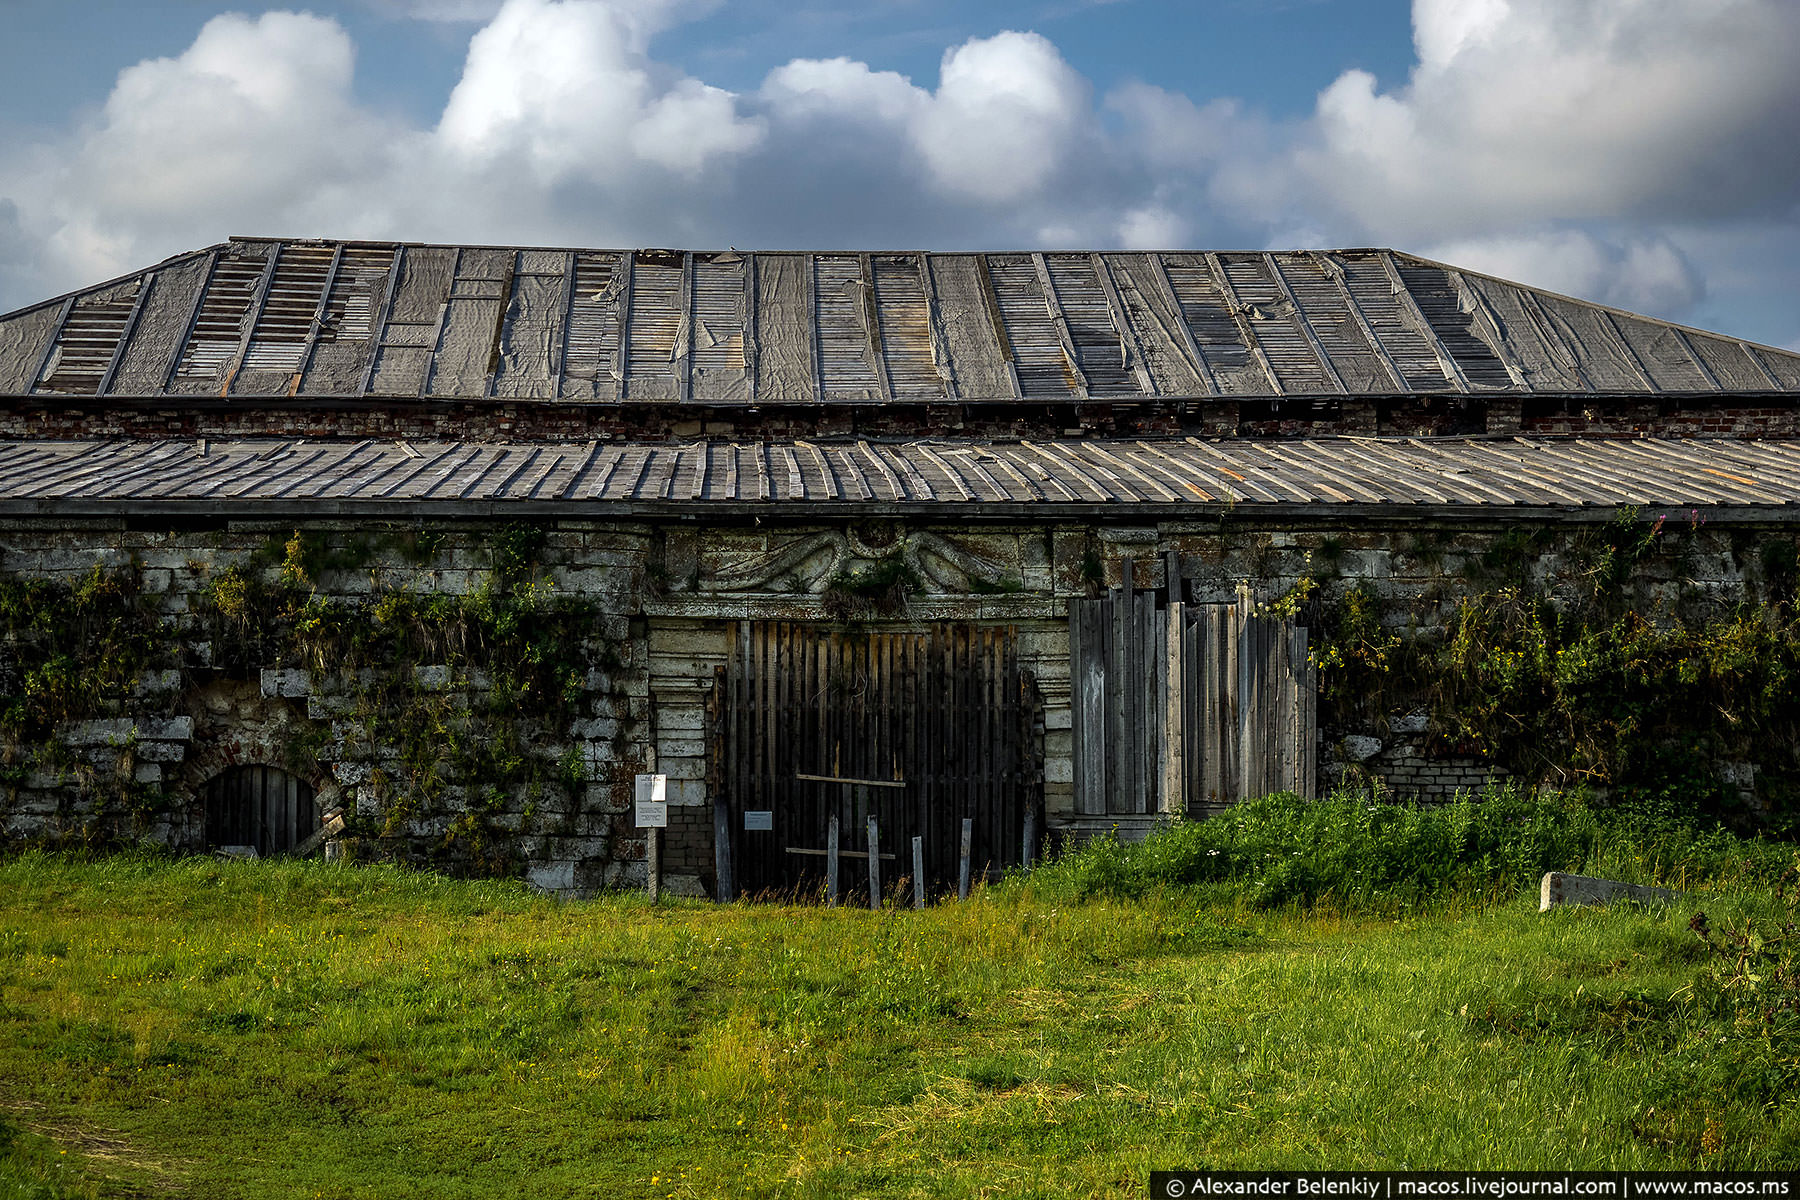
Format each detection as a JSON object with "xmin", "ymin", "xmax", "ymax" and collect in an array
[{"xmin": 634, "ymin": 773, "xmax": 667, "ymax": 829}]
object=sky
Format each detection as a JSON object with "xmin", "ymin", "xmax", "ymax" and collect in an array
[{"xmin": 1, "ymin": 0, "xmax": 1798, "ymax": 350}]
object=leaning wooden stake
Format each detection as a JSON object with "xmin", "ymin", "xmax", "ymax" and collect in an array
[
  {"xmin": 867, "ymin": 816, "xmax": 881, "ymax": 910},
  {"xmin": 912, "ymin": 836, "xmax": 925, "ymax": 910},
  {"xmin": 958, "ymin": 817, "xmax": 973, "ymax": 901},
  {"xmin": 826, "ymin": 814, "xmax": 841, "ymax": 907}
]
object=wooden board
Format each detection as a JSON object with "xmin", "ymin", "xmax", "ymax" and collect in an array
[{"xmin": 716, "ymin": 621, "xmax": 1039, "ymax": 900}]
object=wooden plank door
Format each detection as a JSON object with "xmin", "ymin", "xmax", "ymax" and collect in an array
[
  {"xmin": 1071, "ymin": 587, "xmax": 1316, "ymax": 815},
  {"xmin": 714, "ymin": 622, "xmax": 1042, "ymax": 900}
]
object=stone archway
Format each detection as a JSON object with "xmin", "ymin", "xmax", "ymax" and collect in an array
[{"xmin": 177, "ymin": 678, "xmax": 337, "ymax": 854}]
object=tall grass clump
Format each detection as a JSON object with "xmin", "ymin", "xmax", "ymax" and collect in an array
[{"xmin": 1024, "ymin": 786, "xmax": 1795, "ymax": 909}]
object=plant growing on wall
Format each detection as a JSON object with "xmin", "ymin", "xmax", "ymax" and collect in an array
[
  {"xmin": 0, "ymin": 563, "xmax": 174, "ymax": 835},
  {"xmin": 1307, "ymin": 514, "xmax": 1800, "ymax": 826}
]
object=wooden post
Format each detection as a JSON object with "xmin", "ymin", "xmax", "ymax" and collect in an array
[
  {"xmin": 1022, "ymin": 805, "xmax": 1037, "ymax": 870},
  {"xmin": 713, "ymin": 800, "xmax": 733, "ymax": 902},
  {"xmin": 867, "ymin": 815, "xmax": 881, "ymax": 910},
  {"xmin": 826, "ymin": 814, "xmax": 840, "ymax": 907},
  {"xmin": 1163, "ymin": 600, "xmax": 1185, "ymax": 815},
  {"xmin": 958, "ymin": 817, "xmax": 973, "ymax": 900},
  {"xmin": 912, "ymin": 836, "xmax": 925, "ymax": 909},
  {"xmin": 647, "ymin": 826, "xmax": 661, "ymax": 902}
]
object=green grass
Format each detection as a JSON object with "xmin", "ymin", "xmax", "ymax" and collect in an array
[{"xmin": 0, "ymin": 801, "xmax": 1796, "ymax": 1197}]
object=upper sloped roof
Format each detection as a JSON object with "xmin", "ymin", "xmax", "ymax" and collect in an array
[{"xmin": 2, "ymin": 238, "xmax": 1796, "ymax": 406}]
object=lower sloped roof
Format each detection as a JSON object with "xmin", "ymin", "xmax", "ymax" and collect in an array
[{"xmin": 0, "ymin": 436, "xmax": 1796, "ymax": 516}]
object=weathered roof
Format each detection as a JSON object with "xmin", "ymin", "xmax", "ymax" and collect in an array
[
  {"xmin": 2, "ymin": 435, "xmax": 1796, "ymax": 516},
  {"xmin": 3, "ymin": 239, "xmax": 1796, "ymax": 406}
]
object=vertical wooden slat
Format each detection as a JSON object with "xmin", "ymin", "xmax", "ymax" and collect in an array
[
  {"xmin": 912, "ymin": 836, "xmax": 925, "ymax": 909},
  {"xmin": 867, "ymin": 815, "xmax": 881, "ymax": 909},
  {"xmin": 1141, "ymin": 589, "xmax": 1159, "ymax": 815},
  {"xmin": 826, "ymin": 813, "xmax": 840, "ymax": 905},
  {"xmin": 958, "ymin": 816, "xmax": 973, "ymax": 901},
  {"xmin": 705, "ymin": 662, "xmax": 727, "ymax": 906},
  {"xmin": 1163, "ymin": 600, "xmax": 1184, "ymax": 814},
  {"xmin": 1109, "ymin": 584, "xmax": 1127, "ymax": 814}
]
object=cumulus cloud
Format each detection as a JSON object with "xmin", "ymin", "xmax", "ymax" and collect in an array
[
  {"xmin": 1, "ymin": 11, "xmax": 401, "ymax": 299},
  {"xmin": 437, "ymin": 0, "xmax": 760, "ymax": 179},
  {"xmin": 1, "ymin": 0, "xmax": 1798, "ymax": 345},
  {"xmin": 1423, "ymin": 230, "xmax": 1705, "ymax": 317},
  {"xmin": 1297, "ymin": 0, "xmax": 1800, "ymax": 239}
]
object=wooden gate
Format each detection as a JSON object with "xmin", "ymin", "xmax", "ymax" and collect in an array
[
  {"xmin": 710, "ymin": 622, "xmax": 1042, "ymax": 900},
  {"xmin": 1071, "ymin": 582, "xmax": 1316, "ymax": 816},
  {"xmin": 203, "ymin": 764, "xmax": 317, "ymax": 855}
]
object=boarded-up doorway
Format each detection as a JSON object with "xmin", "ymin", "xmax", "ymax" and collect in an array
[
  {"xmin": 203, "ymin": 764, "xmax": 317, "ymax": 856},
  {"xmin": 1070, "ymin": 582, "xmax": 1316, "ymax": 817},
  {"xmin": 710, "ymin": 622, "xmax": 1043, "ymax": 900}
]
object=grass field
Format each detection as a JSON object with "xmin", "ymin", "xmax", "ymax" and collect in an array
[{"xmin": 1, "ymin": 796, "xmax": 1796, "ymax": 1197}]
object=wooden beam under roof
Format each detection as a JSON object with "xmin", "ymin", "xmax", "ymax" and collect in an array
[
  {"xmin": 611, "ymin": 252, "xmax": 634, "ymax": 398},
  {"xmin": 676, "ymin": 251, "xmax": 696, "ymax": 405},
  {"xmin": 1203, "ymin": 252, "xmax": 1283, "ymax": 395},
  {"xmin": 1263, "ymin": 252, "xmax": 1347, "ymax": 393},
  {"xmin": 1447, "ymin": 266, "xmax": 1529, "ymax": 387},
  {"xmin": 357, "ymin": 244, "xmax": 406, "ymax": 396},
  {"xmin": 1031, "ymin": 253, "xmax": 1090, "ymax": 400},
  {"xmin": 158, "ymin": 248, "xmax": 222, "ymax": 395},
  {"xmin": 740, "ymin": 254, "xmax": 759, "ymax": 402},
  {"xmin": 1147, "ymin": 254, "xmax": 1220, "ymax": 395},
  {"xmin": 806, "ymin": 254, "xmax": 826, "ymax": 404},
  {"xmin": 917, "ymin": 254, "xmax": 958, "ymax": 398},
  {"xmin": 1380, "ymin": 251, "xmax": 1473, "ymax": 393},
  {"xmin": 87, "ymin": 273, "xmax": 155, "ymax": 397},
  {"xmin": 1313, "ymin": 252, "xmax": 1408, "ymax": 392},
  {"xmin": 1593, "ymin": 308, "xmax": 1659, "ymax": 392},
  {"xmin": 858, "ymin": 253, "xmax": 894, "ymax": 401},
  {"xmin": 1666, "ymin": 325, "xmax": 1723, "ymax": 391},
  {"xmin": 291, "ymin": 244, "xmax": 346, "ymax": 394},
  {"xmin": 1092, "ymin": 254, "xmax": 1158, "ymax": 397},
  {"xmin": 220, "ymin": 242, "xmax": 282, "ymax": 396},
  {"xmin": 550, "ymin": 250, "xmax": 578, "ymax": 399}
]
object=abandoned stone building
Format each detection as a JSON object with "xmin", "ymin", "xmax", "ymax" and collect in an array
[{"xmin": 1, "ymin": 239, "xmax": 1798, "ymax": 896}]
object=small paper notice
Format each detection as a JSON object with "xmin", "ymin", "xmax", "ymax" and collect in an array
[{"xmin": 634, "ymin": 774, "xmax": 667, "ymax": 828}]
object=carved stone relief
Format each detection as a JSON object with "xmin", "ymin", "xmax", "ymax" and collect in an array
[{"xmin": 701, "ymin": 525, "xmax": 1018, "ymax": 595}]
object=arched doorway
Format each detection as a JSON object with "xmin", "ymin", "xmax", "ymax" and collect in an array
[{"xmin": 203, "ymin": 765, "xmax": 317, "ymax": 856}]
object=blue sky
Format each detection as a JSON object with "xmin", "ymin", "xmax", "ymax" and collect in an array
[{"xmin": 2, "ymin": 0, "xmax": 1797, "ymax": 349}]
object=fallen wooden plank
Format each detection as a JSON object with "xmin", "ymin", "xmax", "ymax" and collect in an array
[{"xmin": 293, "ymin": 811, "xmax": 347, "ymax": 858}]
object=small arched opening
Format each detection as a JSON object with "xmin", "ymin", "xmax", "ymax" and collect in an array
[{"xmin": 203, "ymin": 764, "xmax": 317, "ymax": 856}]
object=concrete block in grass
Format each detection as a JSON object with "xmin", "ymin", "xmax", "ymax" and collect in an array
[{"xmin": 1540, "ymin": 871, "xmax": 1678, "ymax": 911}]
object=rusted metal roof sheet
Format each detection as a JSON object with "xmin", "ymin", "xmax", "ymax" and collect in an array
[
  {"xmin": 2, "ymin": 436, "xmax": 1798, "ymax": 513},
  {"xmin": 4, "ymin": 239, "xmax": 1796, "ymax": 405}
]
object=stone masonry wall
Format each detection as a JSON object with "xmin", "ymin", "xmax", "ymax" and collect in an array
[
  {"xmin": 0, "ymin": 519, "xmax": 655, "ymax": 894},
  {"xmin": 1, "ymin": 511, "xmax": 1793, "ymax": 894}
]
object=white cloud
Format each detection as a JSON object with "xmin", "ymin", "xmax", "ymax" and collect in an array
[
  {"xmin": 1423, "ymin": 229, "xmax": 1704, "ymax": 317},
  {"xmin": 1297, "ymin": 0, "xmax": 1800, "ymax": 238},
  {"xmin": 436, "ymin": 0, "xmax": 761, "ymax": 179},
  {"xmin": 760, "ymin": 31, "xmax": 1092, "ymax": 206},
  {"xmin": 1, "ymin": 0, "xmax": 1798, "ymax": 346},
  {"xmin": 4, "ymin": 11, "xmax": 401, "ymax": 295},
  {"xmin": 912, "ymin": 32, "xmax": 1090, "ymax": 204}
]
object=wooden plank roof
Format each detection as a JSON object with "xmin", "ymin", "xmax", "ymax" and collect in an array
[
  {"xmin": 1, "ymin": 436, "xmax": 1797, "ymax": 516},
  {"xmin": 4, "ymin": 239, "xmax": 1797, "ymax": 406}
]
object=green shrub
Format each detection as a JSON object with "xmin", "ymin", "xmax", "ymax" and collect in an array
[{"xmin": 1023, "ymin": 787, "xmax": 1796, "ymax": 910}]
